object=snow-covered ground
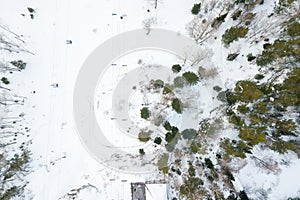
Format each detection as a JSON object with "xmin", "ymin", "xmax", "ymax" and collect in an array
[{"xmin": 1, "ymin": 0, "xmax": 299, "ymax": 199}]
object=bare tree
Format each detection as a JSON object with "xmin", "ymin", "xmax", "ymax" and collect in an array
[{"xmin": 142, "ymin": 17, "xmax": 157, "ymax": 35}]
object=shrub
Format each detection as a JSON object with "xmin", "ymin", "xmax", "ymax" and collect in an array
[
  {"xmin": 157, "ymin": 154, "xmax": 169, "ymax": 174},
  {"xmin": 1, "ymin": 77, "xmax": 10, "ymax": 85},
  {"xmin": 287, "ymin": 22, "xmax": 300, "ymax": 37},
  {"xmin": 182, "ymin": 129, "xmax": 197, "ymax": 140},
  {"xmin": 254, "ymin": 74, "xmax": 265, "ymax": 80},
  {"xmin": 173, "ymin": 76, "xmax": 187, "ymax": 88},
  {"xmin": 140, "ymin": 107, "xmax": 150, "ymax": 119},
  {"xmin": 172, "ymin": 64, "xmax": 182, "ymax": 73},
  {"xmin": 138, "ymin": 130, "xmax": 152, "ymax": 142},
  {"xmin": 163, "ymin": 121, "xmax": 172, "ymax": 131},
  {"xmin": 172, "ymin": 98, "xmax": 182, "ymax": 113},
  {"xmin": 247, "ymin": 53, "xmax": 256, "ymax": 61},
  {"xmin": 234, "ymin": 81, "xmax": 263, "ymax": 102},
  {"xmin": 232, "ymin": 10, "xmax": 242, "ymax": 20},
  {"xmin": 154, "ymin": 137, "xmax": 162, "ymax": 145},
  {"xmin": 190, "ymin": 141, "xmax": 201, "ymax": 153},
  {"xmin": 204, "ymin": 158, "xmax": 214, "ymax": 169},
  {"xmin": 182, "ymin": 71, "xmax": 199, "ymax": 85},
  {"xmin": 27, "ymin": 7, "xmax": 35, "ymax": 13},
  {"xmin": 139, "ymin": 148, "xmax": 145, "ymax": 155},
  {"xmin": 152, "ymin": 79, "xmax": 164, "ymax": 88},
  {"xmin": 163, "ymin": 85, "xmax": 173, "ymax": 94},
  {"xmin": 191, "ymin": 3, "xmax": 201, "ymax": 15},
  {"xmin": 222, "ymin": 26, "xmax": 249, "ymax": 46},
  {"xmin": 10, "ymin": 60, "xmax": 26, "ymax": 70},
  {"xmin": 227, "ymin": 53, "xmax": 239, "ymax": 61}
]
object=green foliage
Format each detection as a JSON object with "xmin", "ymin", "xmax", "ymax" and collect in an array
[
  {"xmin": 216, "ymin": 13, "xmax": 228, "ymax": 22},
  {"xmin": 182, "ymin": 71, "xmax": 199, "ymax": 85},
  {"xmin": 173, "ymin": 76, "xmax": 187, "ymax": 88},
  {"xmin": 138, "ymin": 130, "xmax": 152, "ymax": 142},
  {"xmin": 234, "ymin": 81, "xmax": 263, "ymax": 102},
  {"xmin": 139, "ymin": 148, "xmax": 145, "ymax": 155},
  {"xmin": 254, "ymin": 101, "xmax": 270, "ymax": 113},
  {"xmin": 1, "ymin": 77, "xmax": 9, "ymax": 85},
  {"xmin": 165, "ymin": 127, "xmax": 180, "ymax": 152},
  {"xmin": 182, "ymin": 129, "xmax": 197, "ymax": 140},
  {"xmin": 191, "ymin": 3, "xmax": 201, "ymax": 15},
  {"xmin": 172, "ymin": 98, "xmax": 182, "ymax": 113},
  {"xmin": 213, "ymin": 85, "xmax": 222, "ymax": 92},
  {"xmin": 239, "ymin": 126, "xmax": 266, "ymax": 146},
  {"xmin": 222, "ymin": 26, "xmax": 249, "ymax": 46},
  {"xmin": 221, "ymin": 139, "xmax": 250, "ymax": 159},
  {"xmin": 254, "ymin": 74, "xmax": 265, "ymax": 80},
  {"xmin": 0, "ymin": 186, "xmax": 19, "ymax": 200},
  {"xmin": 270, "ymin": 140, "xmax": 297, "ymax": 154},
  {"xmin": 140, "ymin": 107, "xmax": 150, "ymax": 119},
  {"xmin": 188, "ymin": 165, "xmax": 196, "ymax": 176},
  {"xmin": 154, "ymin": 137, "xmax": 162, "ymax": 145},
  {"xmin": 163, "ymin": 121, "xmax": 172, "ymax": 131},
  {"xmin": 27, "ymin": 7, "xmax": 35, "ymax": 13},
  {"xmin": 229, "ymin": 114, "xmax": 244, "ymax": 127},
  {"xmin": 157, "ymin": 154, "xmax": 169, "ymax": 174},
  {"xmin": 163, "ymin": 85, "xmax": 173, "ymax": 94},
  {"xmin": 204, "ymin": 158, "xmax": 214, "ymax": 169},
  {"xmin": 10, "ymin": 60, "xmax": 26, "ymax": 70},
  {"xmin": 247, "ymin": 53, "xmax": 256, "ymax": 61},
  {"xmin": 227, "ymin": 53, "xmax": 239, "ymax": 61},
  {"xmin": 232, "ymin": 10, "xmax": 242, "ymax": 20},
  {"xmin": 172, "ymin": 64, "xmax": 182, "ymax": 73},
  {"xmin": 256, "ymin": 40, "xmax": 295, "ymax": 66},
  {"xmin": 237, "ymin": 104, "xmax": 250, "ymax": 114},
  {"xmin": 180, "ymin": 177, "xmax": 204, "ymax": 196},
  {"xmin": 275, "ymin": 119, "xmax": 296, "ymax": 136},
  {"xmin": 152, "ymin": 79, "xmax": 164, "ymax": 88},
  {"xmin": 190, "ymin": 141, "xmax": 201, "ymax": 153},
  {"xmin": 239, "ymin": 191, "xmax": 250, "ymax": 200},
  {"xmin": 275, "ymin": 69, "xmax": 300, "ymax": 107}
]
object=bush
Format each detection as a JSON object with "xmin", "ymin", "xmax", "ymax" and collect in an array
[
  {"xmin": 10, "ymin": 60, "xmax": 26, "ymax": 70},
  {"xmin": 139, "ymin": 148, "xmax": 145, "ymax": 155},
  {"xmin": 227, "ymin": 53, "xmax": 239, "ymax": 61},
  {"xmin": 222, "ymin": 26, "xmax": 249, "ymax": 46},
  {"xmin": 138, "ymin": 130, "xmax": 152, "ymax": 142},
  {"xmin": 232, "ymin": 10, "xmax": 242, "ymax": 20},
  {"xmin": 247, "ymin": 53, "xmax": 256, "ymax": 61},
  {"xmin": 172, "ymin": 98, "xmax": 182, "ymax": 113},
  {"xmin": 157, "ymin": 154, "xmax": 169, "ymax": 174},
  {"xmin": 27, "ymin": 7, "xmax": 35, "ymax": 13},
  {"xmin": 163, "ymin": 85, "xmax": 173, "ymax": 94},
  {"xmin": 172, "ymin": 64, "xmax": 182, "ymax": 73},
  {"xmin": 182, "ymin": 71, "xmax": 199, "ymax": 85},
  {"xmin": 204, "ymin": 158, "xmax": 214, "ymax": 169},
  {"xmin": 140, "ymin": 107, "xmax": 150, "ymax": 119},
  {"xmin": 234, "ymin": 81, "xmax": 263, "ymax": 102},
  {"xmin": 190, "ymin": 141, "xmax": 201, "ymax": 153},
  {"xmin": 191, "ymin": 3, "xmax": 201, "ymax": 15},
  {"xmin": 270, "ymin": 140, "xmax": 297, "ymax": 154},
  {"xmin": 163, "ymin": 121, "xmax": 172, "ymax": 131},
  {"xmin": 254, "ymin": 74, "xmax": 265, "ymax": 80},
  {"xmin": 182, "ymin": 129, "xmax": 197, "ymax": 140},
  {"xmin": 154, "ymin": 137, "xmax": 162, "ymax": 145},
  {"xmin": 173, "ymin": 76, "xmax": 187, "ymax": 88},
  {"xmin": 287, "ymin": 22, "xmax": 300, "ymax": 37},
  {"xmin": 1, "ymin": 77, "xmax": 10, "ymax": 85},
  {"xmin": 152, "ymin": 79, "xmax": 164, "ymax": 88}
]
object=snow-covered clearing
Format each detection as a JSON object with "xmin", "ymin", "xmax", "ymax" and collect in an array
[{"xmin": 0, "ymin": 0, "xmax": 299, "ymax": 199}]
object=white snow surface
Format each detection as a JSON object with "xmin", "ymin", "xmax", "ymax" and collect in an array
[{"xmin": 0, "ymin": 0, "xmax": 299, "ymax": 199}]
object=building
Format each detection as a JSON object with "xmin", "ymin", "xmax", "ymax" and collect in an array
[{"xmin": 131, "ymin": 182, "xmax": 168, "ymax": 200}]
